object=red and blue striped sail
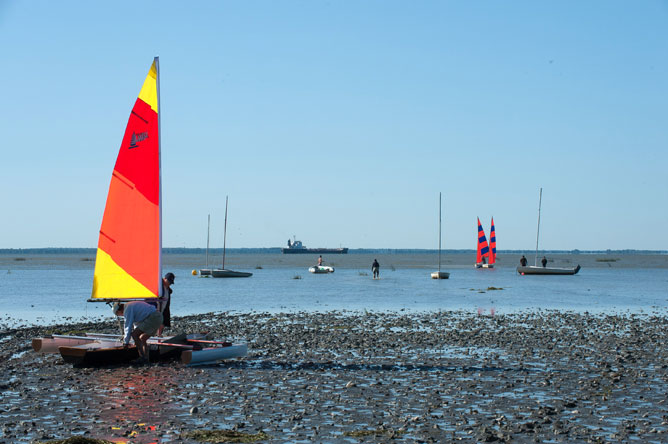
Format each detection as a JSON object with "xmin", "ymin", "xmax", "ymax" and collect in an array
[
  {"xmin": 489, "ymin": 217, "xmax": 496, "ymax": 265},
  {"xmin": 476, "ymin": 217, "xmax": 490, "ymax": 264}
]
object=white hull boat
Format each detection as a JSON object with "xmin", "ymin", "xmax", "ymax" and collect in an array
[{"xmin": 309, "ymin": 265, "xmax": 335, "ymax": 273}]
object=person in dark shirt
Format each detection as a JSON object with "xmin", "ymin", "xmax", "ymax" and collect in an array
[
  {"xmin": 541, "ymin": 256, "xmax": 548, "ymax": 267},
  {"xmin": 157, "ymin": 272, "xmax": 174, "ymax": 336},
  {"xmin": 372, "ymin": 259, "xmax": 380, "ymax": 279},
  {"xmin": 520, "ymin": 255, "xmax": 528, "ymax": 267}
]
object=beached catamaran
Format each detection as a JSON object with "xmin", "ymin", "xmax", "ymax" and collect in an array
[{"xmin": 33, "ymin": 58, "xmax": 247, "ymax": 365}]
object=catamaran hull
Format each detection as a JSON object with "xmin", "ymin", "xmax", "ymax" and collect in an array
[
  {"xmin": 211, "ymin": 269, "xmax": 253, "ymax": 278},
  {"xmin": 182, "ymin": 343, "xmax": 248, "ymax": 366},
  {"xmin": 517, "ymin": 265, "xmax": 581, "ymax": 275},
  {"xmin": 475, "ymin": 263, "xmax": 494, "ymax": 269},
  {"xmin": 199, "ymin": 269, "xmax": 212, "ymax": 276}
]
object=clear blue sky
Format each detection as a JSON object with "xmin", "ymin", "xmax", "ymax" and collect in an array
[{"xmin": 1, "ymin": 1, "xmax": 667, "ymax": 250}]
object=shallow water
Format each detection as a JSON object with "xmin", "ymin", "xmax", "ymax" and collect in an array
[{"xmin": 1, "ymin": 253, "xmax": 667, "ymax": 326}]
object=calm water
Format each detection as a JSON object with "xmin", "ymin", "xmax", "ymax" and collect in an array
[{"xmin": 1, "ymin": 253, "xmax": 667, "ymax": 326}]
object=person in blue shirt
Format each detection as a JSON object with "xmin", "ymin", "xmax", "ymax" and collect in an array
[{"xmin": 113, "ymin": 301, "xmax": 163, "ymax": 363}]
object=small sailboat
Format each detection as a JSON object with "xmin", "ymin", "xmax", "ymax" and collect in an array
[
  {"xmin": 517, "ymin": 188, "xmax": 581, "ymax": 276},
  {"xmin": 431, "ymin": 192, "xmax": 450, "ymax": 279},
  {"xmin": 211, "ymin": 196, "xmax": 252, "ymax": 278},
  {"xmin": 489, "ymin": 217, "xmax": 497, "ymax": 266},
  {"xmin": 199, "ymin": 214, "xmax": 212, "ymax": 276},
  {"xmin": 33, "ymin": 58, "xmax": 247, "ymax": 366},
  {"xmin": 475, "ymin": 217, "xmax": 493, "ymax": 268}
]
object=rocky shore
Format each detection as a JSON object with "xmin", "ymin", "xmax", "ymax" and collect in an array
[{"xmin": 1, "ymin": 310, "xmax": 667, "ymax": 443}]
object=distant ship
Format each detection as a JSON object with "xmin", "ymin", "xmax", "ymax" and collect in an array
[{"xmin": 282, "ymin": 238, "xmax": 348, "ymax": 254}]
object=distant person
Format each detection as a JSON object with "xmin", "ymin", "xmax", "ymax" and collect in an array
[
  {"xmin": 317, "ymin": 255, "xmax": 323, "ymax": 266},
  {"xmin": 113, "ymin": 301, "xmax": 162, "ymax": 363},
  {"xmin": 520, "ymin": 255, "xmax": 528, "ymax": 267},
  {"xmin": 157, "ymin": 272, "xmax": 175, "ymax": 336},
  {"xmin": 287, "ymin": 239, "xmax": 292, "ymax": 247},
  {"xmin": 481, "ymin": 256, "xmax": 487, "ymax": 265},
  {"xmin": 372, "ymin": 259, "xmax": 380, "ymax": 279},
  {"xmin": 541, "ymin": 256, "xmax": 548, "ymax": 268}
]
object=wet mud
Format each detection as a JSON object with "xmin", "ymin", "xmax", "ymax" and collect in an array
[{"xmin": 1, "ymin": 310, "xmax": 667, "ymax": 443}]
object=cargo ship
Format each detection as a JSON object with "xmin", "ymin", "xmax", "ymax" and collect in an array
[{"xmin": 281, "ymin": 238, "xmax": 348, "ymax": 254}]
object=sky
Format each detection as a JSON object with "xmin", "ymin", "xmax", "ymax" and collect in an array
[{"xmin": 1, "ymin": 1, "xmax": 667, "ymax": 251}]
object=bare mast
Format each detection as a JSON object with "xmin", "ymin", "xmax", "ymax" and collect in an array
[
  {"xmin": 534, "ymin": 188, "xmax": 542, "ymax": 266},
  {"xmin": 438, "ymin": 192, "xmax": 442, "ymax": 272},
  {"xmin": 222, "ymin": 196, "xmax": 229, "ymax": 270}
]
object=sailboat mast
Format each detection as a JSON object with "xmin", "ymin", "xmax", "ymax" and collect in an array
[
  {"xmin": 438, "ymin": 192, "xmax": 442, "ymax": 272},
  {"xmin": 534, "ymin": 187, "xmax": 542, "ymax": 266},
  {"xmin": 222, "ymin": 196, "xmax": 228, "ymax": 270},
  {"xmin": 155, "ymin": 56, "xmax": 163, "ymax": 295},
  {"xmin": 206, "ymin": 214, "xmax": 210, "ymax": 268}
]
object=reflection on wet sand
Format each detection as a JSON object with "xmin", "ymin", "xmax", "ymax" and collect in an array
[{"xmin": 92, "ymin": 367, "xmax": 178, "ymax": 444}]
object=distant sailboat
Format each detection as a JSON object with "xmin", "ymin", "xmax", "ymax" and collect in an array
[
  {"xmin": 431, "ymin": 192, "xmax": 450, "ymax": 279},
  {"xmin": 517, "ymin": 188, "xmax": 581, "ymax": 276},
  {"xmin": 489, "ymin": 217, "xmax": 497, "ymax": 266},
  {"xmin": 199, "ymin": 214, "xmax": 212, "ymax": 276},
  {"xmin": 475, "ymin": 217, "xmax": 493, "ymax": 268},
  {"xmin": 211, "ymin": 196, "xmax": 252, "ymax": 278}
]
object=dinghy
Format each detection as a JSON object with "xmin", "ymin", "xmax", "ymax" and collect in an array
[
  {"xmin": 33, "ymin": 58, "xmax": 247, "ymax": 366},
  {"xmin": 517, "ymin": 188, "xmax": 580, "ymax": 276},
  {"xmin": 309, "ymin": 265, "xmax": 335, "ymax": 273}
]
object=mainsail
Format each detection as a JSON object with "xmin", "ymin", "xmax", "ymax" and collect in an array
[
  {"xmin": 476, "ymin": 217, "xmax": 490, "ymax": 264},
  {"xmin": 489, "ymin": 217, "xmax": 496, "ymax": 265},
  {"xmin": 91, "ymin": 58, "xmax": 162, "ymax": 301}
]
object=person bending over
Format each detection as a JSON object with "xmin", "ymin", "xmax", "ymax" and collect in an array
[{"xmin": 113, "ymin": 301, "xmax": 163, "ymax": 363}]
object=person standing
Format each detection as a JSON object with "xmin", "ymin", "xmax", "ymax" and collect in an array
[
  {"xmin": 372, "ymin": 259, "xmax": 380, "ymax": 279},
  {"xmin": 520, "ymin": 255, "xmax": 528, "ymax": 267},
  {"xmin": 541, "ymin": 256, "xmax": 548, "ymax": 268},
  {"xmin": 113, "ymin": 301, "xmax": 162, "ymax": 363},
  {"xmin": 317, "ymin": 255, "xmax": 323, "ymax": 266},
  {"xmin": 157, "ymin": 272, "xmax": 174, "ymax": 337}
]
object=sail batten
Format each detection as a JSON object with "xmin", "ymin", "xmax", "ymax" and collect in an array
[{"xmin": 91, "ymin": 58, "xmax": 161, "ymax": 301}]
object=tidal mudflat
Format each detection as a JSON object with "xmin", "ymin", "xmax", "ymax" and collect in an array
[{"xmin": 1, "ymin": 310, "xmax": 667, "ymax": 443}]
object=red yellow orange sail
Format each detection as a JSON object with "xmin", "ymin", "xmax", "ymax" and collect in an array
[{"xmin": 91, "ymin": 58, "xmax": 162, "ymax": 300}]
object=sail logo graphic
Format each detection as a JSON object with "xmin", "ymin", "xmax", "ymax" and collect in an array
[{"xmin": 128, "ymin": 131, "xmax": 149, "ymax": 149}]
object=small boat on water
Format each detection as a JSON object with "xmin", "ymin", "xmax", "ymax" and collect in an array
[
  {"xmin": 199, "ymin": 214, "xmax": 212, "ymax": 276},
  {"xmin": 517, "ymin": 188, "xmax": 581, "ymax": 276},
  {"xmin": 518, "ymin": 265, "xmax": 581, "ymax": 275},
  {"xmin": 211, "ymin": 196, "xmax": 252, "ymax": 278},
  {"xmin": 309, "ymin": 265, "xmax": 335, "ymax": 274},
  {"xmin": 475, "ymin": 217, "xmax": 495, "ymax": 268},
  {"xmin": 431, "ymin": 192, "xmax": 450, "ymax": 279},
  {"xmin": 33, "ymin": 58, "xmax": 247, "ymax": 366},
  {"xmin": 282, "ymin": 237, "xmax": 348, "ymax": 254}
]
